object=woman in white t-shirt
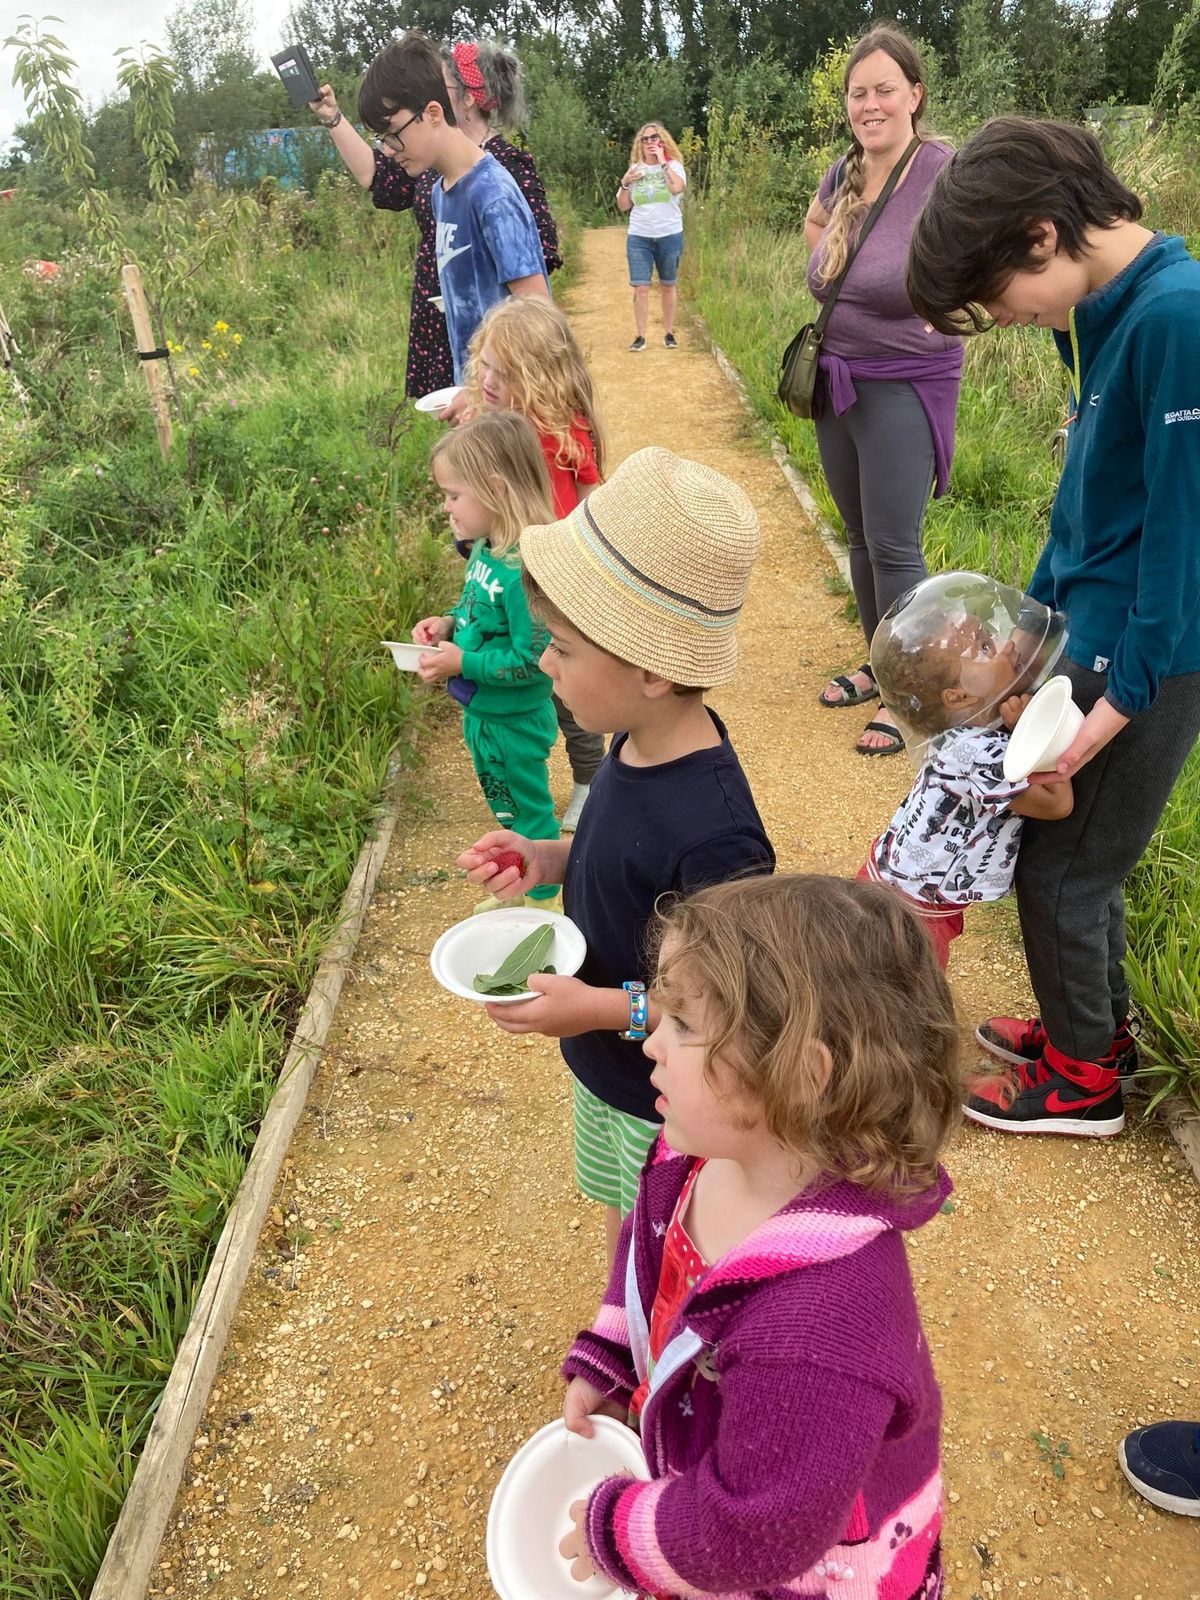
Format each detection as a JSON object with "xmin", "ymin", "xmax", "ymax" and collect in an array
[{"xmin": 616, "ymin": 122, "xmax": 686, "ymax": 352}]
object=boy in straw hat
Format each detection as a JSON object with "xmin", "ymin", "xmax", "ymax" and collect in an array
[{"xmin": 457, "ymin": 447, "xmax": 775, "ymax": 1263}]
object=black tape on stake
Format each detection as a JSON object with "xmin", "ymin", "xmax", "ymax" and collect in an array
[{"xmin": 138, "ymin": 347, "xmax": 170, "ymax": 361}]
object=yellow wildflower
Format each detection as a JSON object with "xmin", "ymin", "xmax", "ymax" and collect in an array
[
  {"xmin": 201, "ymin": 339, "xmax": 212, "ymax": 350},
  {"xmin": 213, "ymin": 320, "xmax": 229, "ymax": 334},
  {"xmin": 217, "ymin": 348, "xmax": 228, "ymax": 361},
  {"xmin": 187, "ymin": 365, "xmax": 200, "ymax": 377},
  {"xmin": 231, "ymin": 332, "xmax": 243, "ymax": 346}
]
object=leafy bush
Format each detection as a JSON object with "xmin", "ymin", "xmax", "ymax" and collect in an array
[{"xmin": 0, "ymin": 164, "xmax": 456, "ymax": 1597}]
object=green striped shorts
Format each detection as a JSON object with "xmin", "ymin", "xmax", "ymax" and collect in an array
[{"xmin": 572, "ymin": 1077, "xmax": 660, "ymax": 1216}]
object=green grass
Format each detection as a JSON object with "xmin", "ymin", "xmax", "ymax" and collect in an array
[
  {"xmin": 0, "ymin": 176, "xmax": 458, "ymax": 1596},
  {"xmin": 683, "ymin": 200, "xmax": 1200, "ymax": 1112}
]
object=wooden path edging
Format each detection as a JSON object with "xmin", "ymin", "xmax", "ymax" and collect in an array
[
  {"xmin": 92, "ymin": 767, "xmax": 408, "ymax": 1600},
  {"xmin": 701, "ymin": 320, "xmax": 1200, "ymax": 1195}
]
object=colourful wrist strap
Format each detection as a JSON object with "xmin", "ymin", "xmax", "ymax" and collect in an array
[{"xmin": 620, "ymin": 980, "xmax": 648, "ymax": 1041}]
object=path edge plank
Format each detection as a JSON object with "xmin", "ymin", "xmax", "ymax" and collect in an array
[{"xmin": 91, "ymin": 762, "xmax": 409, "ymax": 1600}]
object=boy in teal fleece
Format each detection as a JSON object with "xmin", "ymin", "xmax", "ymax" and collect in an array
[{"xmin": 908, "ymin": 116, "xmax": 1200, "ymax": 1138}]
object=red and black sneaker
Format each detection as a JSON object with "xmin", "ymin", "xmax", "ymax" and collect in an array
[
  {"xmin": 976, "ymin": 1014, "xmax": 1140, "ymax": 1079},
  {"xmin": 964, "ymin": 1044, "xmax": 1125, "ymax": 1138}
]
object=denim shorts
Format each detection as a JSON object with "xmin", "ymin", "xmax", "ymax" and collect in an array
[{"xmin": 627, "ymin": 230, "xmax": 684, "ymax": 286}]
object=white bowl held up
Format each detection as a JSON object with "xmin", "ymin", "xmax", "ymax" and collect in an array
[
  {"xmin": 1003, "ymin": 675, "xmax": 1085, "ymax": 783},
  {"xmin": 487, "ymin": 1417, "xmax": 649, "ymax": 1600},
  {"xmin": 381, "ymin": 640, "xmax": 430, "ymax": 673},
  {"xmin": 413, "ymin": 383, "xmax": 463, "ymax": 415},
  {"xmin": 430, "ymin": 907, "xmax": 586, "ymax": 1005}
]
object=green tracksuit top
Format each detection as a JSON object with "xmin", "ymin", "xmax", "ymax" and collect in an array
[{"xmin": 450, "ymin": 539, "xmax": 553, "ymax": 717}]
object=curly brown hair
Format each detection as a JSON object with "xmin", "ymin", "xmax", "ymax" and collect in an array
[
  {"xmin": 651, "ymin": 875, "xmax": 962, "ymax": 1195},
  {"xmin": 870, "ymin": 623, "xmax": 967, "ymax": 739}
]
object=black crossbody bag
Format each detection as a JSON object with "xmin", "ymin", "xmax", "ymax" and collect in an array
[{"xmin": 778, "ymin": 137, "xmax": 921, "ymax": 420}]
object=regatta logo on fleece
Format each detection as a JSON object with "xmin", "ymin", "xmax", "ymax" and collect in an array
[
  {"xmin": 436, "ymin": 221, "xmax": 471, "ymax": 274},
  {"xmin": 1164, "ymin": 407, "xmax": 1200, "ymax": 424},
  {"xmin": 465, "ymin": 557, "xmax": 503, "ymax": 602}
]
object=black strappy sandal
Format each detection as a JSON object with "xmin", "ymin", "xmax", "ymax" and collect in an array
[
  {"xmin": 817, "ymin": 663, "xmax": 879, "ymax": 710},
  {"xmin": 855, "ymin": 718, "xmax": 906, "ymax": 757}
]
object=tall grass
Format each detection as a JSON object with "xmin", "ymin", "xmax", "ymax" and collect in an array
[
  {"xmin": 0, "ymin": 176, "xmax": 456, "ymax": 1595},
  {"xmin": 684, "ymin": 182, "xmax": 1200, "ymax": 1112}
]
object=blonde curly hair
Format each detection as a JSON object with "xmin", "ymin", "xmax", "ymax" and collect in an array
[
  {"xmin": 651, "ymin": 874, "xmax": 962, "ymax": 1195},
  {"xmin": 465, "ymin": 298, "xmax": 605, "ymax": 479},
  {"xmin": 629, "ymin": 121, "xmax": 682, "ymax": 166}
]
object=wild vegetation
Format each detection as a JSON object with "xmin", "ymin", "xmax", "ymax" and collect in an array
[
  {"xmin": 2, "ymin": 3, "xmax": 1200, "ymax": 1594},
  {"xmin": 0, "ymin": 36, "xmax": 457, "ymax": 1590}
]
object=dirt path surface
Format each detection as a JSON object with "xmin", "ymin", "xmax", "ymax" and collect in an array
[{"xmin": 153, "ymin": 228, "xmax": 1200, "ymax": 1600}]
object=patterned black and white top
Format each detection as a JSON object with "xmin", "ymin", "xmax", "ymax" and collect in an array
[{"xmin": 872, "ymin": 725, "xmax": 1029, "ymax": 907}]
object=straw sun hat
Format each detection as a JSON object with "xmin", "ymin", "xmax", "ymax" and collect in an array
[{"xmin": 520, "ymin": 447, "xmax": 761, "ymax": 687}]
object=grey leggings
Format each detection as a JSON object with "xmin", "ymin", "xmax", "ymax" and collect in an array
[
  {"xmin": 814, "ymin": 379, "xmax": 936, "ymax": 651},
  {"xmin": 1015, "ymin": 662, "xmax": 1200, "ymax": 1060}
]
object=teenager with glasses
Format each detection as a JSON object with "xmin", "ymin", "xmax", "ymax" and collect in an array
[
  {"xmin": 309, "ymin": 36, "xmax": 560, "ymax": 403},
  {"xmin": 617, "ymin": 123, "xmax": 687, "ymax": 351}
]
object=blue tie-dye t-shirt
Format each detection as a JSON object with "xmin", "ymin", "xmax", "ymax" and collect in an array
[{"xmin": 432, "ymin": 154, "xmax": 549, "ymax": 380}]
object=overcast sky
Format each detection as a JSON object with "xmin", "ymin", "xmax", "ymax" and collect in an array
[{"xmin": 1, "ymin": 1, "xmax": 296, "ymax": 152}]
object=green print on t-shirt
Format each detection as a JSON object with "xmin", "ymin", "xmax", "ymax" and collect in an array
[{"xmin": 631, "ymin": 168, "xmax": 670, "ymax": 206}]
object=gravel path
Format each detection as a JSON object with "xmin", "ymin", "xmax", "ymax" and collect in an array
[{"xmin": 152, "ymin": 227, "xmax": 1200, "ymax": 1600}]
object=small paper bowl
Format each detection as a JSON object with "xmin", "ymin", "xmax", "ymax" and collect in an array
[
  {"xmin": 1003, "ymin": 675, "xmax": 1084, "ymax": 782},
  {"xmin": 430, "ymin": 907, "xmax": 586, "ymax": 1005},
  {"xmin": 381, "ymin": 640, "xmax": 429, "ymax": 672},
  {"xmin": 413, "ymin": 384, "xmax": 463, "ymax": 415},
  {"xmin": 487, "ymin": 1417, "xmax": 649, "ymax": 1600}
]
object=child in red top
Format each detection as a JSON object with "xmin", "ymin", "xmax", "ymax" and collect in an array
[{"xmin": 466, "ymin": 297, "xmax": 606, "ymax": 828}]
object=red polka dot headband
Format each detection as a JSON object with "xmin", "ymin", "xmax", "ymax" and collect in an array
[{"xmin": 451, "ymin": 42, "xmax": 498, "ymax": 114}]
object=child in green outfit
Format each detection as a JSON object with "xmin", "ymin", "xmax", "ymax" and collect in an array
[{"xmin": 412, "ymin": 412, "xmax": 560, "ymax": 906}]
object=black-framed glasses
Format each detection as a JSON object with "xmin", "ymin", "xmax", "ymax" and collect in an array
[
  {"xmin": 375, "ymin": 109, "xmax": 424, "ymax": 155},
  {"xmin": 642, "ymin": 133, "xmax": 661, "ymax": 143}
]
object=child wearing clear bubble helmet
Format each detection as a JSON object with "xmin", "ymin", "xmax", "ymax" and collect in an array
[{"xmin": 860, "ymin": 572, "xmax": 1074, "ymax": 970}]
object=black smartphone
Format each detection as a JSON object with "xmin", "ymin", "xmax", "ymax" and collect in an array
[{"xmin": 271, "ymin": 44, "xmax": 320, "ymax": 108}]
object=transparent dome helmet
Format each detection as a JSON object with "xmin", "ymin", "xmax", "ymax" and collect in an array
[{"xmin": 869, "ymin": 572, "xmax": 1068, "ymax": 764}]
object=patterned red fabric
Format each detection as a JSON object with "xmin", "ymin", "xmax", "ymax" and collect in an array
[
  {"xmin": 630, "ymin": 1160, "xmax": 707, "ymax": 1417},
  {"xmin": 451, "ymin": 42, "xmax": 497, "ymax": 112}
]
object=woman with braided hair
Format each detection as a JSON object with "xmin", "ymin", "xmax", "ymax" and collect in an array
[
  {"xmin": 805, "ymin": 27, "xmax": 963, "ymax": 756},
  {"xmin": 309, "ymin": 37, "xmax": 560, "ymax": 400}
]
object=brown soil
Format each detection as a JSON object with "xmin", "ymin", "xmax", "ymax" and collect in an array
[{"xmin": 152, "ymin": 228, "xmax": 1200, "ymax": 1600}]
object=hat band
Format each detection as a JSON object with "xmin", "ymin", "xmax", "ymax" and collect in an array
[{"xmin": 576, "ymin": 500, "xmax": 741, "ymax": 632}]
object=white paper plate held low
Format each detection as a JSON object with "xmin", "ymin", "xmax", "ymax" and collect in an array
[
  {"xmin": 381, "ymin": 640, "xmax": 429, "ymax": 672},
  {"xmin": 487, "ymin": 1417, "xmax": 649, "ymax": 1600},
  {"xmin": 413, "ymin": 384, "xmax": 463, "ymax": 415},
  {"xmin": 1003, "ymin": 675, "xmax": 1084, "ymax": 782},
  {"xmin": 430, "ymin": 907, "xmax": 586, "ymax": 1005}
]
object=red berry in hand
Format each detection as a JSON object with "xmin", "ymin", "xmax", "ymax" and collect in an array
[{"xmin": 491, "ymin": 850, "xmax": 526, "ymax": 878}]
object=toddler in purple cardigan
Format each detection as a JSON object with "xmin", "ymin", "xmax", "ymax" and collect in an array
[{"xmin": 558, "ymin": 873, "xmax": 961, "ymax": 1600}]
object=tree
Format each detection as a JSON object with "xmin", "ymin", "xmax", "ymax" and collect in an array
[{"xmin": 166, "ymin": 0, "xmax": 256, "ymax": 91}]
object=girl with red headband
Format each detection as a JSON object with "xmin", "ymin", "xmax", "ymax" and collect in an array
[{"xmin": 309, "ymin": 37, "xmax": 560, "ymax": 401}]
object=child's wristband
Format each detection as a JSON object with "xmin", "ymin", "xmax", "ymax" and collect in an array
[{"xmin": 618, "ymin": 980, "xmax": 647, "ymax": 1041}]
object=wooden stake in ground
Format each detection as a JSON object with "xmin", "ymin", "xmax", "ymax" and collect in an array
[
  {"xmin": 120, "ymin": 263, "xmax": 173, "ymax": 461},
  {"xmin": 0, "ymin": 294, "xmax": 30, "ymax": 410}
]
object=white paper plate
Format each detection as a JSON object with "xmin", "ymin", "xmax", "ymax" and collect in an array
[
  {"xmin": 1002, "ymin": 675, "xmax": 1084, "ymax": 782},
  {"xmin": 413, "ymin": 384, "xmax": 463, "ymax": 414},
  {"xmin": 428, "ymin": 294, "xmax": 445, "ymax": 312},
  {"xmin": 487, "ymin": 1417, "xmax": 649, "ymax": 1600},
  {"xmin": 430, "ymin": 907, "xmax": 585, "ymax": 1005},
  {"xmin": 381, "ymin": 640, "xmax": 430, "ymax": 672}
]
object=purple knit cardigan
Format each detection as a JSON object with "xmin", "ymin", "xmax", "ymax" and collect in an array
[{"xmin": 562, "ymin": 1138, "xmax": 951, "ymax": 1599}]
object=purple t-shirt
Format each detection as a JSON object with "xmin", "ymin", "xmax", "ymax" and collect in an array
[{"xmin": 807, "ymin": 140, "xmax": 960, "ymax": 361}]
